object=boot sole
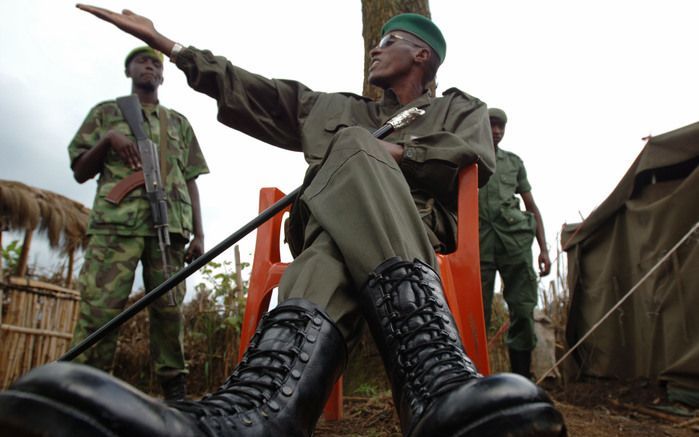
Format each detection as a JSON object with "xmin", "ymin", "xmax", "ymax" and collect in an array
[
  {"xmin": 453, "ymin": 402, "xmax": 566, "ymax": 437},
  {"xmin": 0, "ymin": 390, "xmax": 118, "ymax": 437}
]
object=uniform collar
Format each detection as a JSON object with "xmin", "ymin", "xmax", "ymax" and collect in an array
[
  {"xmin": 141, "ymin": 102, "xmax": 162, "ymax": 117},
  {"xmin": 380, "ymin": 89, "xmax": 433, "ymax": 123}
]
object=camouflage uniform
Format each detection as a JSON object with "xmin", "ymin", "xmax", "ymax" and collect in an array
[
  {"xmin": 478, "ymin": 147, "xmax": 538, "ymax": 351},
  {"xmin": 68, "ymin": 101, "xmax": 208, "ymax": 379}
]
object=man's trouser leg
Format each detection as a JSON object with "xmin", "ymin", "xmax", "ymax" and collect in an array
[
  {"xmin": 480, "ymin": 261, "xmax": 498, "ymax": 330},
  {"xmin": 71, "ymin": 234, "xmax": 143, "ymax": 371},
  {"xmin": 142, "ymin": 236, "xmax": 187, "ymax": 377},
  {"xmin": 142, "ymin": 236, "xmax": 188, "ymax": 398},
  {"xmin": 500, "ymin": 250, "xmax": 538, "ymax": 352},
  {"xmin": 279, "ymin": 126, "xmax": 436, "ymax": 347},
  {"xmin": 500, "ymin": 249, "xmax": 538, "ymax": 377}
]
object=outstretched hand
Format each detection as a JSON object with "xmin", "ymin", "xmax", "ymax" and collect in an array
[{"xmin": 76, "ymin": 4, "xmax": 174, "ymax": 55}]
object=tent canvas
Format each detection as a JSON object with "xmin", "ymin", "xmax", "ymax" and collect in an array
[{"xmin": 562, "ymin": 122, "xmax": 699, "ymax": 396}]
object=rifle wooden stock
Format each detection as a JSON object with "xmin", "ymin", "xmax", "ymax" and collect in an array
[{"xmin": 105, "ymin": 171, "xmax": 146, "ymax": 205}]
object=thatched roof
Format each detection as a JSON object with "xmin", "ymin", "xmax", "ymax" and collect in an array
[{"xmin": 0, "ymin": 180, "xmax": 90, "ymax": 253}]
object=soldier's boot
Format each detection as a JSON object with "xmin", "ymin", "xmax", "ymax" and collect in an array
[
  {"xmin": 0, "ymin": 299, "xmax": 346, "ymax": 437},
  {"xmin": 359, "ymin": 257, "xmax": 567, "ymax": 437},
  {"xmin": 509, "ymin": 347, "xmax": 533, "ymax": 379},
  {"xmin": 160, "ymin": 373, "xmax": 187, "ymax": 401}
]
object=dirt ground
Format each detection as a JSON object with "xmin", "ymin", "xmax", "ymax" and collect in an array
[{"xmin": 313, "ymin": 379, "xmax": 699, "ymax": 437}]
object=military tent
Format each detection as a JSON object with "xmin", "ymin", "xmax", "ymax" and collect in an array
[{"xmin": 562, "ymin": 122, "xmax": 699, "ymax": 403}]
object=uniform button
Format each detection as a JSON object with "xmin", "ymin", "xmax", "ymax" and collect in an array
[{"xmin": 405, "ymin": 149, "xmax": 415, "ymax": 158}]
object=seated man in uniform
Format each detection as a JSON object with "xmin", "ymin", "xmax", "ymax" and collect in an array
[{"xmin": 0, "ymin": 5, "xmax": 566, "ymax": 437}]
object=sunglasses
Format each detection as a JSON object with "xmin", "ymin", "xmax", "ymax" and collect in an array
[{"xmin": 377, "ymin": 33, "xmax": 426, "ymax": 50}]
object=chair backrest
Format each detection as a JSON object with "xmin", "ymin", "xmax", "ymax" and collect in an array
[
  {"xmin": 436, "ymin": 164, "xmax": 490, "ymax": 375},
  {"xmin": 237, "ymin": 187, "xmax": 290, "ymax": 362}
]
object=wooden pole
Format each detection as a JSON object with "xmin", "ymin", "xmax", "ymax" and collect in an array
[
  {"xmin": 234, "ymin": 245, "xmax": 243, "ymax": 309},
  {"xmin": 224, "ymin": 245, "xmax": 244, "ymax": 376},
  {"xmin": 65, "ymin": 249, "xmax": 75, "ymax": 289},
  {"xmin": 0, "ymin": 228, "xmax": 4, "ymax": 280},
  {"xmin": 16, "ymin": 229, "xmax": 34, "ymax": 278}
]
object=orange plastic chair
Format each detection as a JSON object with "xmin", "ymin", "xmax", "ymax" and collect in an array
[
  {"xmin": 436, "ymin": 164, "xmax": 490, "ymax": 376},
  {"xmin": 237, "ymin": 164, "xmax": 489, "ymax": 422}
]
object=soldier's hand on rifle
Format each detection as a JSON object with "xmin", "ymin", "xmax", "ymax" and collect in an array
[
  {"xmin": 185, "ymin": 235, "xmax": 204, "ymax": 264},
  {"xmin": 107, "ymin": 130, "xmax": 141, "ymax": 170},
  {"xmin": 76, "ymin": 4, "xmax": 177, "ymax": 56}
]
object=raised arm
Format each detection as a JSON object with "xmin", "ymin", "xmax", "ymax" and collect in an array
[
  {"xmin": 184, "ymin": 178, "xmax": 204, "ymax": 263},
  {"xmin": 76, "ymin": 4, "xmax": 176, "ymax": 55},
  {"xmin": 521, "ymin": 191, "xmax": 551, "ymax": 276}
]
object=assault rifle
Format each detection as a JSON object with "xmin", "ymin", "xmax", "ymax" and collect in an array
[{"xmin": 114, "ymin": 94, "xmax": 176, "ymax": 305}]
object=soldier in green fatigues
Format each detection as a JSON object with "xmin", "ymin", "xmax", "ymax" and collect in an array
[
  {"xmin": 479, "ymin": 107, "xmax": 551, "ymax": 378},
  {"xmin": 67, "ymin": 46, "xmax": 209, "ymax": 400},
  {"xmin": 0, "ymin": 7, "xmax": 565, "ymax": 437}
]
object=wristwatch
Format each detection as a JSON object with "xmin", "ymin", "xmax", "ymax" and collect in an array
[{"xmin": 169, "ymin": 43, "xmax": 184, "ymax": 64}]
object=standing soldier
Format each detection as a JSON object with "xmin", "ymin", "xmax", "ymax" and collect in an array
[
  {"xmin": 0, "ymin": 8, "xmax": 565, "ymax": 437},
  {"xmin": 67, "ymin": 46, "xmax": 209, "ymax": 400},
  {"xmin": 479, "ymin": 107, "xmax": 551, "ymax": 378}
]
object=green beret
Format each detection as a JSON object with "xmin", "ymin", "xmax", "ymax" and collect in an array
[
  {"xmin": 124, "ymin": 46, "xmax": 164, "ymax": 68},
  {"xmin": 488, "ymin": 108, "xmax": 508, "ymax": 124},
  {"xmin": 381, "ymin": 13, "xmax": 446, "ymax": 64}
]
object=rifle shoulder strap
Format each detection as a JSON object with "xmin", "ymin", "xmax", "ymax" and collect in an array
[
  {"xmin": 116, "ymin": 95, "xmax": 148, "ymax": 141},
  {"xmin": 105, "ymin": 95, "xmax": 152, "ymax": 204},
  {"xmin": 157, "ymin": 106, "xmax": 169, "ymax": 187},
  {"xmin": 116, "ymin": 95, "xmax": 169, "ymax": 187}
]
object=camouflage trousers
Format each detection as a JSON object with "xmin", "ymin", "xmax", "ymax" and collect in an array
[{"xmin": 71, "ymin": 233, "xmax": 187, "ymax": 380}]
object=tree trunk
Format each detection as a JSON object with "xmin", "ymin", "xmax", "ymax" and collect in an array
[
  {"xmin": 361, "ymin": 0, "xmax": 431, "ymax": 100},
  {"xmin": 344, "ymin": 0, "xmax": 432, "ymax": 397}
]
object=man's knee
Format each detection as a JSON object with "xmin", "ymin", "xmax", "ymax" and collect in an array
[
  {"xmin": 333, "ymin": 125, "xmax": 372, "ymax": 142},
  {"xmin": 330, "ymin": 126, "xmax": 385, "ymax": 156},
  {"xmin": 508, "ymin": 302, "xmax": 536, "ymax": 321}
]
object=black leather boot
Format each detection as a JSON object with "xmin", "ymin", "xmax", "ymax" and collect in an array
[
  {"xmin": 360, "ymin": 257, "xmax": 566, "ymax": 437},
  {"xmin": 0, "ymin": 298, "xmax": 346, "ymax": 437},
  {"xmin": 509, "ymin": 348, "xmax": 533, "ymax": 379},
  {"xmin": 161, "ymin": 373, "xmax": 187, "ymax": 401}
]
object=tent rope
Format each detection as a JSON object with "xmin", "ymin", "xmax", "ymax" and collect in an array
[{"xmin": 536, "ymin": 220, "xmax": 699, "ymax": 384}]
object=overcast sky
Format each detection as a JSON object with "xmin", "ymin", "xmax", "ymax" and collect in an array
[{"xmin": 2, "ymin": 1, "xmax": 698, "ymax": 296}]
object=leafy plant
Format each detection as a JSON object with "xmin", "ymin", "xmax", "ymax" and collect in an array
[
  {"xmin": 354, "ymin": 383, "xmax": 379, "ymax": 397},
  {"xmin": 186, "ymin": 257, "xmax": 249, "ymax": 391},
  {"xmin": 1, "ymin": 239, "xmax": 22, "ymax": 273}
]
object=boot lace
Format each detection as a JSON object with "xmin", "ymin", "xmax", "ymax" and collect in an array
[
  {"xmin": 169, "ymin": 311, "xmax": 311, "ymax": 435},
  {"xmin": 376, "ymin": 262, "xmax": 479, "ymax": 401}
]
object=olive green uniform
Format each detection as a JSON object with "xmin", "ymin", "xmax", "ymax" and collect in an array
[
  {"xmin": 479, "ymin": 147, "xmax": 538, "ymax": 351},
  {"xmin": 174, "ymin": 47, "xmax": 494, "ymax": 347},
  {"xmin": 68, "ymin": 101, "xmax": 209, "ymax": 378}
]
